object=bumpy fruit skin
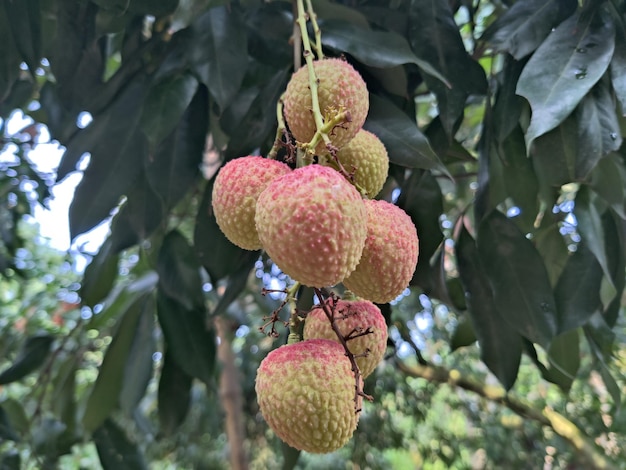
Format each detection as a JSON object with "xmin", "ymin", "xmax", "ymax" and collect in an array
[
  {"xmin": 255, "ymin": 339, "xmax": 361, "ymax": 453},
  {"xmin": 303, "ymin": 298, "xmax": 388, "ymax": 378},
  {"xmin": 211, "ymin": 156, "xmax": 291, "ymax": 250},
  {"xmin": 343, "ymin": 200, "xmax": 419, "ymax": 303},
  {"xmin": 283, "ymin": 58, "xmax": 369, "ymax": 154},
  {"xmin": 255, "ymin": 165, "xmax": 367, "ymax": 287},
  {"xmin": 327, "ymin": 129, "xmax": 389, "ymax": 198}
]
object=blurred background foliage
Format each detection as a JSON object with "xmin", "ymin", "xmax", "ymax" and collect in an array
[{"xmin": 0, "ymin": 0, "xmax": 625, "ymax": 468}]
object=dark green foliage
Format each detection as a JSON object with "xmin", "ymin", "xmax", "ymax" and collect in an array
[{"xmin": 0, "ymin": 0, "xmax": 625, "ymax": 468}]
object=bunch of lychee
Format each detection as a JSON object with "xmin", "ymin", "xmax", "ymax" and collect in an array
[{"xmin": 211, "ymin": 58, "xmax": 419, "ymax": 453}]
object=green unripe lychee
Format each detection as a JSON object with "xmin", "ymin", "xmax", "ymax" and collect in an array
[
  {"xmin": 326, "ymin": 129, "xmax": 389, "ymax": 198},
  {"xmin": 211, "ymin": 156, "xmax": 291, "ymax": 250},
  {"xmin": 343, "ymin": 199, "xmax": 419, "ymax": 303},
  {"xmin": 255, "ymin": 339, "xmax": 361, "ymax": 453},
  {"xmin": 303, "ymin": 297, "xmax": 388, "ymax": 378},
  {"xmin": 283, "ymin": 58, "xmax": 369, "ymax": 154},
  {"xmin": 255, "ymin": 165, "xmax": 367, "ymax": 287}
]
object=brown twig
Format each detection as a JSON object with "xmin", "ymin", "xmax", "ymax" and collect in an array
[{"xmin": 313, "ymin": 289, "xmax": 373, "ymax": 412}]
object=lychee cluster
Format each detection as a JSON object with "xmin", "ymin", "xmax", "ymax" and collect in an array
[{"xmin": 210, "ymin": 57, "xmax": 420, "ymax": 454}]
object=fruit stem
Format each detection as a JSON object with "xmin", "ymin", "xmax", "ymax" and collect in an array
[
  {"xmin": 305, "ymin": 0, "xmax": 324, "ymax": 60},
  {"xmin": 287, "ymin": 282, "xmax": 302, "ymax": 344},
  {"xmin": 313, "ymin": 288, "xmax": 373, "ymax": 411},
  {"xmin": 294, "ymin": 0, "xmax": 332, "ymax": 160},
  {"xmin": 268, "ymin": 93, "xmax": 287, "ymax": 160}
]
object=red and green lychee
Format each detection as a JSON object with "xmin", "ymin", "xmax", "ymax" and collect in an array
[
  {"xmin": 283, "ymin": 58, "xmax": 369, "ymax": 154},
  {"xmin": 255, "ymin": 339, "xmax": 361, "ymax": 453},
  {"xmin": 303, "ymin": 297, "xmax": 388, "ymax": 378},
  {"xmin": 211, "ymin": 156, "xmax": 291, "ymax": 250},
  {"xmin": 255, "ymin": 164, "xmax": 367, "ymax": 287},
  {"xmin": 343, "ymin": 199, "xmax": 419, "ymax": 303},
  {"xmin": 325, "ymin": 129, "xmax": 389, "ymax": 198}
]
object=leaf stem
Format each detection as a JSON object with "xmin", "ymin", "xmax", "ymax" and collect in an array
[{"xmin": 305, "ymin": 0, "xmax": 324, "ymax": 60}]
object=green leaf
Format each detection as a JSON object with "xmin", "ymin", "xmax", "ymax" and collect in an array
[
  {"xmin": 477, "ymin": 210, "xmax": 558, "ymax": 348},
  {"xmin": 0, "ymin": 406, "xmax": 19, "ymax": 441},
  {"xmin": 0, "ymin": 450, "xmax": 20, "ymax": 470},
  {"xmin": 517, "ymin": 10, "xmax": 615, "ymax": 150},
  {"xmin": 481, "ymin": 0, "xmax": 576, "ymax": 59},
  {"xmin": 0, "ymin": 7, "xmax": 20, "ymax": 102},
  {"xmin": 31, "ymin": 417, "xmax": 69, "ymax": 457},
  {"xmin": 221, "ymin": 68, "xmax": 289, "ymax": 160},
  {"xmin": 119, "ymin": 297, "xmax": 155, "ymax": 416},
  {"xmin": 574, "ymin": 186, "xmax": 615, "ymax": 292},
  {"xmin": 82, "ymin": 294, "xmax": 150, "ymax": 433},
  {"xmin": 3, "ymin": 0, "xmax": 41, "ymax": 75},
  {"xmin": 610, "ymin": 28, "xmax": 626, "ymax": 113},
  {"xmin": 499, "ymin": 126, "xmax": 539, "ymax": 232},
  {"xmin": 157, "ymin": 351, "xmax": 193, "ymax": 436},
  {"xmin": 534, "ymin": 218, "xmax": 569, "ymax": 287},
  {"xmin": 601, "ymin": 209, "xmax": 625, "ymax": 327},
  {"xmin": 574, "ymin": 79, "xmax": 622, "ymax": 178},
  {"xmin": 320, "ymin": 19, "xmax": 448, "ymax": 85},
  {"xmin": 450, "ymin": 315, "xmax": 477, "ymax": 351},
  {"xmin": 0, "ymin": 399, "xmax": 29, "ymax": 438},
  {"xmin": 584, "ymin": 316, "xmax": 621, "ymax": 409},
  {"xmin": 108, "ymin": 174, "xmax": 165, "ymax": 253},
  {"xmin": 87, "ymin": 271, "xmax": 158, "ymax": 330},
  {"xmin": 544, "ymin": 329, "xmax": 580, "ymax": 393},
  {"xmin": 554, "ymin": 242, "xmax": 602, "ymax": 334},
  {"xmin": 211, "ymin": 262, "xmax": 255, "ymax": 318},
  {"xmin": 50, "ymin": 355, "xmax": 78, "ymax": 437},
  {"xmin": 128, "ymin": 0, "xmax": 178, "ymax": 16},
  {"xmin": 396, "ymin": 169, "xmax": 444, "ymax": 291},
  {"xmin": 48, "ymin": 1, "xmax": 103, "ymax": 111},
  {"xmin": 530, "ymin": 113, "xmax": 577, "ymax": 191},
  {"xmin": 194, "ymin": 179, "xmax": 259, "ymax": 282},
  {"xmin": 80, "ymin": 237, "xmax": 120, "ymax": 308},
  {"xmin": 66, "ymin": 79, "xmax": 148, "ymax": 239},
  {"xmin": 364, "ymin": 94, "xmax": 447, "ymax": 174},
  {"xmin": 282, "ymin": 441, "xmax": 301, "ymax": 470},
  {"xmin": 408, "ymin": 0, "xmax": 487, "ymax": 136},
  {"xmin": 156, "ymin": 289, "xmax": 216, "ymax": 386},
  {"xmin": 455, "ymin": 224, "xmax": 522, "ymax": 390},
  {"xmin": 93, "ymin": 419, "xmax": 148, "ymax": 470},
  {"xmin": 590, "ymin": 153, "xmax": 626, "ymax": 219},
  {"xmin": 0, "ymin": 335, "xmax": 54, "ymax": 385},
  {"xmin": 189, "ymin": 5, "xmax": 247, "ymax": 110},
  {"xmin": 140, "ymin": 73, "xmax": 198, "ymax": 148},
  {"xmin": 145, "ymin": 84, "xmax": 207, "ymax": 209},
  {"xmin": 492, "ymin": 57, "xmax": 527, "ymax": 144},
  {"xmin": 157, "ymin": 230, "xmax": 205, "ymax": 311}
]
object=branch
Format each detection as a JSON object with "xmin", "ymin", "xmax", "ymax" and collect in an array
[{"xmin": 395, "ymin": 359, "xmax": 617, "ymax": 470}]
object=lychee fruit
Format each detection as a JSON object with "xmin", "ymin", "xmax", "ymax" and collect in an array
[
  {"xmin": 211, "ymin": 156, "xmax": 291, "ymax": 250},
  {"xmin": 255, "ymin": 165, "xmax": 367, "ymax": 287},
  {"xmin": 325, "ymin": 129, "xmax": 389, "ymax": 198},
  {"xmin": 255, "ymin": 339, "xmax": 361, "ymax": 453},
  {"xmin": 303, "ymin": 297, "xmax": 388, "ymax": 378},
  {"xmin": 283, "ymin": 58, "xmax": 369, "ymax": 154},
  {"xmin": 343, "ymin": 200, "xmax": 419, "ymax": 303}
]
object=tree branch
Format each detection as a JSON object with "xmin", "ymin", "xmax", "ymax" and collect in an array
[{"xmin": 395, "ymin": 359, "xmax": 617, "ymax": 470}]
